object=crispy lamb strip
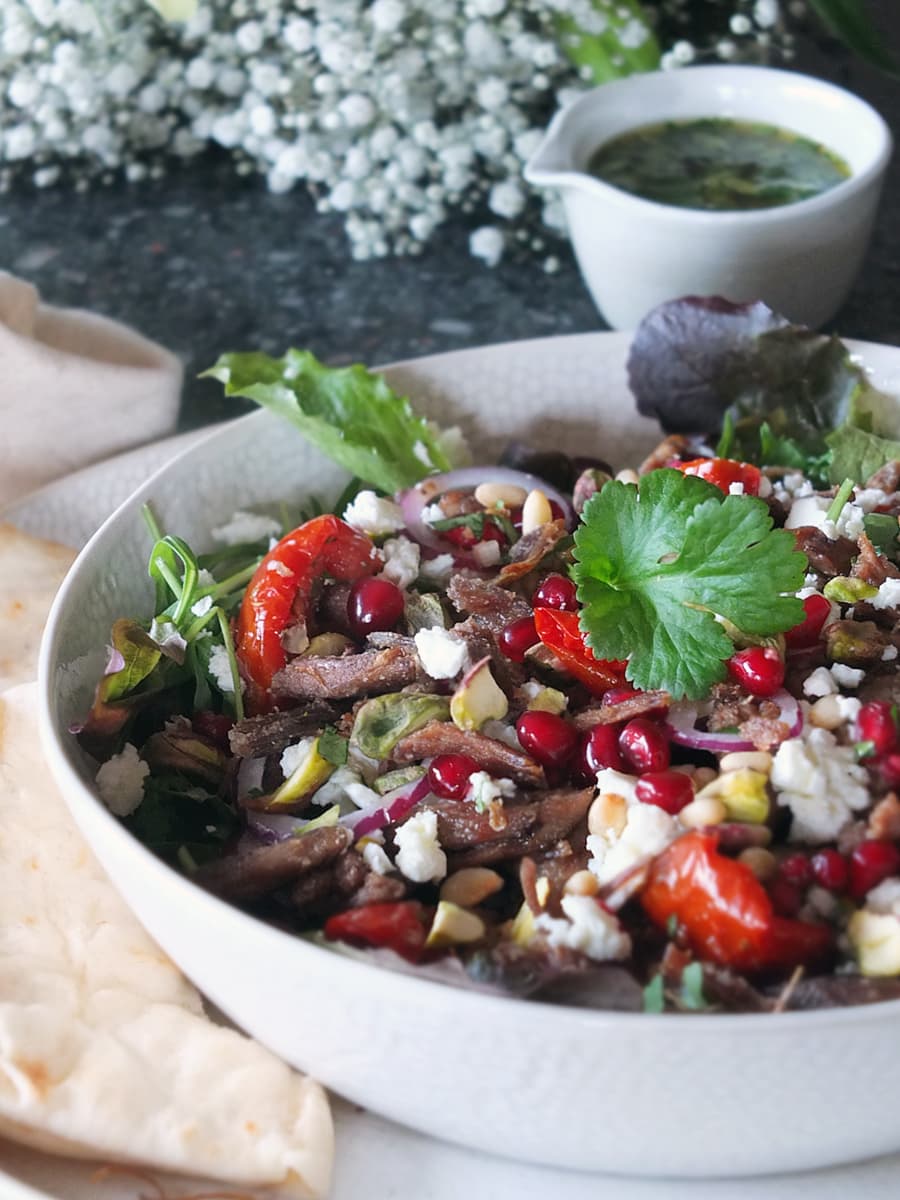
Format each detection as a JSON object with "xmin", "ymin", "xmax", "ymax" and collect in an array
[
  {"xmin": 452, "ymin": 616, "xmax": 527, "ymax": 693},
  {"xmin": 272, "ymin": 644, "xmax": 423, "ymax": 700},
  {"xmin": 228, "ymin": 701, "xmax": 340, "ymax": 759},
  {"xmin": 446, "ymin": 787, "xmax": 594, "ymax": 869},
  {"xmin": 447, "ymin": 574, "xmax": 532, "ymax": 624},
  {"xmin": 391, "ymin": 720, "xmax": 545, "ymax": 786},
  {"xmin": 852, "ymin": 531, "xmax": 900, "ymax": 586},
  {"xmin": 194, "ymin": 825, "xmax": 353, "ymax": 902},
  {"xmin": 792, "ymin": 526, "xmax": 857, "ymax": 578},
  {"xmin": 496, "ymin": 519, "xmax": 567, "ymax": 585},
  {"xmin": 418, "ymin": 796, "xmax": 538, "ymax": 850},
  {"xmin": 572, "ymin": 690, "xmax": 670, "ymax": 730}
]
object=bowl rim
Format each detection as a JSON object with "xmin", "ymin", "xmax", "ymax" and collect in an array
[
  {"xmin": 36, "ymin": 362, "xmax": 900, "ymax": 1035},
  {"xmin": 524, "ymin": 63, "xmax": 894, "ymax": 227}
]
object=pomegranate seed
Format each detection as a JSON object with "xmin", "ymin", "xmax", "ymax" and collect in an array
[
  {"xmin": 769, "ymin": 876, "xmax": 803, "ymax": 917},
  {"xmin": 635, "ymin": 769, "xmax": 693, "ymax": 815},
  {"xmin": 779, "ymin": 852, "xmax": 812, "ymax": 888},
  {"xmin": 879, "ymin": 753, "xmax": 900, "ymax": 789},
  {"xmin": 192, "ymin": 710, "xmax": 235, "ymax": 750},
  {"xmin": 516, "ymin": 710, "xmax": 578, "ymax": 769},
  {"xmin": 347, "ymin": 577, "xmax": 405, "ymax": 639},
  {"xmin": 428, "ymin": 753, "xmax": 479, "ymax": 800},
  {"xmin": 726, "ymin": 646, "xmax": 785, "ymax": 698},
  {"xmin": 810, "ymin": 848, "xmax": 849, "ymax": 892},
  {"xmin": 578, "ymin": 723, "xmax": 626, "ymax": 778},
  {"xmin": 618, "ymin": 718, "xmax": 670, "ymax": 773},
  {"xmin": 849, "ymin": 839, "xmax": 900, "ymax": 900},
  {"xmin": 857, "ymin": 701, "xmax": 899, "ymax": 757},
  {"xmin": 533, "ymin": 573, "xmax": 578, "ymax": 612},
  {"xmin": 498, "ymin": 615, "xmax": 539, "ymax": 662},
  {"xmin": 784, "ymin": 593, "xmax": 833, "ymax": 651}
]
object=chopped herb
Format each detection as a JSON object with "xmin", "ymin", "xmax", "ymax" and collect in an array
[
  {"xmin": 855, "ymin": 739, "xmax": 877, "ymax": 761},
  {"xmin": 431, "ymin": 510, "xmax": 517, "ymax": 543},
  {"xmin": 642, "ymin": 973, "xmax": 665, "ymax": 1013},
  {"xmin": 318, "ymin": 726, "xmax": 349, "ymax": 766},
  {"xmin": 572, "ymin": 469, "xmax": 806, "ymax": 700},
  {"xmin": 863, "ymin": 512, "xmax": 899, "ymax": 554},
  {"xmin": 825, "ymin": 477, "xmax": 855, "ymax": 524},
  {"xmin": 679, "ymin": 961, "xmax": 708, "ymax": 1011}
]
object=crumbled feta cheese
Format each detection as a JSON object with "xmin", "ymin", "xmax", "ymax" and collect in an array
[
  {"xmin": 95, "ymin": 743, "xmax": 149, "ymax": 817},
  {"xmin": 379, "ymin": 535, "xmax": 420, "ymax": 589},
  {"xmin": 836, "ymin": 695, "xmax": 862, "ymax": 725},
  {"xmin": 594, "ymin": 767, "xmax": 640, "ymax": 805},
  {"xmin": 774, "ymin": 472, "xmax": 814, "ymax": 504},
  {"xmin": 834, "ymin": 503, "xmax": 866, "ymax": 541},
  {"xmin": 267, "ymin": 559, "xmax": 295, "ymax": 578},
  {"xmin": 343, "ymin": 489, "xmax": 405, "ymax": 536},
  {"xmin": 728, "ymin": 482, "xmax": 745, "ymax": 496},
  {"xmin": 472, "ymin": 540, "xmax": 501, "ymax": 567},
  {"xmin": 312, "ymin": 766, "xmax": 381, "ymax": 814},
  {"xmin": 414, "ymin": 626, "xmax": 469, "ymax": 679},
  {"xmin": 536, "ymin": 894, "xmax": 631, "ymax": 962},
  {"xmin": 395, "ymin": 809, "xmax": 447, "ymax": 883},
  {"xmin": 866, "ymin": 879, "xmax": 900, "ymax": 917},
  {"xmin": 362, "ymin": 842, "xmax": 395, "ymax": 875},
  {"xmin": 587, "ymin": 803, "xmax": 677, "ymax": 885},
  {"xmin": 480, "ymin": 719, "xmax": 522, "ymax": 748},
  {"xmin": 871, "ymin": 579, "xmax": 900, "ymax": 611},
  {"xmin": 803, "ymin": 667, "xmax": 838, "ymax": 699},
  {"xmin": 854, "ymin": 487, "xmax": 890, "ymax": 513},
  {"xmin": 208, "ymin": 644, "xmax": 242, "ymax": 694},
  {"xmin": 419, "ymin": 553, "xmax": 454, "ymax": 583},
  {"xmin": 148, "ymin": 617, "xmax": 187, "ymax": 660},
  {"xmin": 771, "ymin": 726, "xmax": 870, "ymax": 843},
  {"xmin": 421, "ymin": 502, "xmax": 445, "ymax": 525},
  {"xmin": 280, "ymin": 737, "xmax": 315, "ymax": 778},
  {"xmin": 212, "ymin": 509, "xmax": 281, "ymax": 545},
  {"xmin": 883, "ymin": 645, "xmax": 899, "ymax": 662},
  {"xmin": 466, "ymin": 771, "xmax": 515, "ymax": 813},
  {"xmin": 830, "ymin": 663, "xmax": 865, "ymax": 689},
  {"xmin": 785, "ymin": 495, "xmax": 831, "ymax": 535},
  {"xmin": 190, "ymin": 593, "xmax": 214, "ymax": 618},
  {"xmin": 757, "ymin": 475, "xmax": 773, "ymax": 498}
]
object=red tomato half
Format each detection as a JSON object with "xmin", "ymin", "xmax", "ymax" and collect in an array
[
  {"xmin": 674, "ymin": 458, "xmax": 762, "ymax": 497},
  {"xmin": 236, "ymin": 514, "xmax": 380, "ymax": 710},
  {"xmin": 533, "ymin": 607, "xmax": 627, "ymax": 696}
]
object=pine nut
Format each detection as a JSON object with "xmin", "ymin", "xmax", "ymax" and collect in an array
[
  {"xmin": 588, "ymin": 792, "xmax": 628, "ymax": 837},
  {"xmin": 809, "ymin": 694, "xmax": 845, "ymax": 730},
  {"xmin": 535, "ymin": 875, "xmax": 551, "ymax": 907},
  {"xmin": 719, "ymin": 750, "xmax": 773, "ymax": 775},
  {"xmin": 521, "ymin": 488, "xmax": 553, "ymax": 535},
  {"xmin": 474, "ymin": 481, "xmax": 528, "ymax": 509},
  {"xmin": 738, "ymin": 847, "xmax": 778, "ymax": 882},
  {"xmin": 564, "ymin": 869, "xmax": 600, "ymax": 897},
  {"xmin": 615, "ymin": 468, "xmax": 640, "ymax": 485},
  {"xmin": 679, "ymin": 796, "xmax": 727, "ymax": 828},
  {"xmin": 426, "ymin": 901, "xmax": 486, "ymax": 949},
  {"xmin": 440, "ymin": 867, "xmax": 503, "ymax": 908}
]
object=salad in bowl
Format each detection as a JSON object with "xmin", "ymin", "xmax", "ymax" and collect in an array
[{"xmin": 76, "ymin": 298, "xmax": 900, "ymax": 1017}]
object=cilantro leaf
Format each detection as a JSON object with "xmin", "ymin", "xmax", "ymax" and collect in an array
[
  {"xmin": 571, "ymin": 470, "xmax": 806, "ymax": 700},
  {"xmin": 204, "ymin": 349, "xmax": 453, "ymax": 494},
  {"xmin": 318, "ymin": 725, "xmax": 349, "ymax": 766}
]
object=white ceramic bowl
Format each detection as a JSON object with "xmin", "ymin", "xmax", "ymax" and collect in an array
[
  {"xmin": 525, "ymin": 65, "xmax": 892, "ymax": 330},
  {"xmin": 39, "ymin": 335, "xmax": 900, "ymax": 1178}
]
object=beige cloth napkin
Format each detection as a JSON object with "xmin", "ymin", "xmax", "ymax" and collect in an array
[{"xmin": 0, "ymin": 271, "xmax": 182, "ymax": 508}]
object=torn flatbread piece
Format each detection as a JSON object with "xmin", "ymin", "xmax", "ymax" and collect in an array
[
  {"xmin": 0, "ymin": 523, "xmax": 76, "ymax": 691},
  {"xmin": 0, "ymin": 683, "xmax": 333, "ymax": 1198}
]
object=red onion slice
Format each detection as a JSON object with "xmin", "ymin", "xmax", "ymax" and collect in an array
[
  {"xmin": 665, "ymin": 689, "xmax": 802, "ymax": 754},
  {"xmin": 246, "ymin": 810, "xmax": 306, "ymax": 843},
  {"xmin": 342, "ymin": 775, "xmax": 432, "ymax": 838},
  {"xmin": 396, "ymin": 465, "xmax": 576, "ymax": 566}
]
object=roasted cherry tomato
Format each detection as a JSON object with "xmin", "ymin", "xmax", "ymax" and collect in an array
[
  {"xmin": 533, "ymin": 607, "xmax": 627, "ymax": 696},
  {"xmin": 673, "ymin": 458, "xmax": 762, "ymax": 497},
  {"xmin": 324, "ymin": 901, "xmax": 429, "ymax": 962},
  {"xmin": 236, "ymin": 514, "xmax": 380, "ymax": 709},
  {"xmin": 641, "ymin": 832, "xmax": 833, "ymax": 973}
]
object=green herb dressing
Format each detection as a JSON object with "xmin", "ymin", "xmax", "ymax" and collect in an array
[{"xmin": 587, "ymin": 118, "xmax": 850, "ymax": 212}]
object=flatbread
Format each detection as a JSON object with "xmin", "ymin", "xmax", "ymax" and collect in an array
[
  {"xmin": 0, "ymin": 523, "xmax": 77, "ymax": 692},
  {"xmin": 0, "ymin": 683, "xmax": 333, "ymax": 1197}
]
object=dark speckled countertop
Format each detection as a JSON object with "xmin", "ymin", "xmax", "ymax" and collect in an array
[{"xmin": 1, "ymin": 6, "xmax": 899, "ymax": 434}]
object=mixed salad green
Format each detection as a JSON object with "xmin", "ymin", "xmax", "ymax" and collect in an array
[{"xmin": 81, "ymin": 298, "xmax": 900, "ymax": 1013}]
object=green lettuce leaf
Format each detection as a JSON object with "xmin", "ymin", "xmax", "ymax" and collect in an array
[
  {"xmin": 826, "ymin": 423, "xmax": 900, "ymax": 486},
  {"xmin": 572, "ymin": 470, "xmax": 806, "ymax": 700},
  {"xmin": 204, "ymin": 349, "xmax": 452, "ymax": 493}
]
